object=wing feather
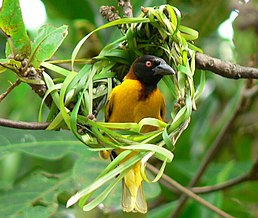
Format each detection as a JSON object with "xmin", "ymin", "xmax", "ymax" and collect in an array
[{"xmin": 105, "ymin": 92, "xmax": 114, "ymax": 122}]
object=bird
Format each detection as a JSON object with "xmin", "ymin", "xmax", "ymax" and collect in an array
[{"xmin": 105, "ymin": 55, "xmax": 175, "ymax": 213}]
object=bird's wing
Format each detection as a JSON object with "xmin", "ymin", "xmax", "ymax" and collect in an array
[
  {"xmin": 160, "ymin": 96, "xmax": 166, "ymax": 120},
  {"xmin": 105, "ymin": 92, "xmax": 114, "ymax": 122}
]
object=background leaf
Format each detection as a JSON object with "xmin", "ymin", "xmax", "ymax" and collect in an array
[
  {"xmin": 0, "ymin": 0, "xmax": 31, "ymax": 57},
  {"xmin": 30, "ymin": 25, "xmax": 68, "ymax": 68}
]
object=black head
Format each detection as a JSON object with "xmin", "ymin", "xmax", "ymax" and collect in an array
[{"xmin": 133, "ymin": 55, "xmax": 175, "ymax": 87}]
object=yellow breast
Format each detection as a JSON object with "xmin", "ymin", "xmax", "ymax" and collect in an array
[{"xmin": 106, "ymin": 79, "xmax": 166, "ymax": 130}]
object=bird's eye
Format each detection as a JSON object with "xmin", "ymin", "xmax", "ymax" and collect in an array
[{"xmin": 145, "ymin": 61, "xmax": 152, "ymax": 68}]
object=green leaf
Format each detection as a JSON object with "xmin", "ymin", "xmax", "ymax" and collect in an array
[
  {"xmin": 46, "ymin": 112, "xmax": 64, "ymax": 130},
  {"xmin": 0, "ymin": 126, "xmax": 85, "ymax": 159},
  {"xmin": 0, "ymin": 126, "xmax": 94, "ymax": 216},
  {"xmin": 120, "ymin": 144, "xmax": 174, "ymax": 163},
  {"xmin": 71, "ymin": 17, "xmax": 149, "ymax": 70},
  {"xmin": 0, "ymin": 138, "xmax": 85, "ymax": 160},
  {"xmin": 67, "ymin": 152, "xmax": 145, "ymax": 208},
  {"xmin": 0, "ymin": 0, "xmax": 31, "ymax": 57},
  {"xmin": 59, "ymin": 71, "xmax": 77, "ymax": 129},
  {"xmin": 178, "ymin": 64, "xmax": 193, "ymax": 77},
  {"xmin": 179, "ymin": 25, "xmax": 199, "ymax": 41},
  {"xmin": 41, "ymin": 61, "xmax": 70, "ymax": 77},
  {"xmin": 30, "ymin": 25, "xmax": 68, "ymax": 68},
  {"xmin": 194, "ymin": 70, "xmax": 206, "ymax": 100},
  {"xmin": 73, "ymin": 150, "xmax": 161, "ymax": 213},
  {"xmin": 0, "ymin": 171, "xmax": 72, "ymax": 218},
  {"xmin": 138, "ymin": 118, "xmax": 167, "ymax": 132},
  {"xmin": 162, "ymin": 127, "xmax": 174, "ymax": 151},
  {"xmin": 140, "ymin": 152, "xmax": 168, "ymax": 183},
  {"xmin": 82, "ymin": 170, "xmax": 126, "ymax": 211},
  {"xmin": 42, "ymin": 72, "xmax": 61, "ymax": 108}
]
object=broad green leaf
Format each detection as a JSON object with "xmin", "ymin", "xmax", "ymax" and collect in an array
[
  {"xmin": 0, "ymin": 139, "xmax": 84, "ymax": 160},
  {"xmin": 0, "ymin": 171, "xmax": 71, "ymax": 218},
  {"xmin": 0, "ymin": 126, "xmax": 97, "ymax": 217},
  {"xmin": 0, "ymin": 0, "xmax": 31, "ymax": 57},
  {"xmin": 0, "ymin": 127, "xmax": 85, "ymax": 159},
  {"xmin": 30, "ymin": 25, "xmax": 68, "ymax": 68}
]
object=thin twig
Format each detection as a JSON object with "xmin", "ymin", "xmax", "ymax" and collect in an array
[
  {"xmin": 158, "ymin": 175, "xmax": 179, "ymax": 194},
  {"xmin": 0, "ymin": 118, "xmax": 49, "ymax": 130},
  {"xmin": 0, "ymin": 79, "xmax": 21, "ymax": 103},
  {"xmin": 195, "ymin": 52, "xmax": 258, "ymax": 79},
  {"xmin": 170, "ymin": 84, "xmax": 250, "ymax": 218},
  {"xmin": 192, "ymin": 156, "xmax": 258, "ymax": 195},
  {"xmin": 147, "ymin": 164, "xmax": 234, "ymax": 218},
  {"xmin": 152, "ymin": 162, "xmax": 257, "ymax": 195},
  {"xmin": 191, "ymin": 173, "xmax": 249, "ymax": 194}
]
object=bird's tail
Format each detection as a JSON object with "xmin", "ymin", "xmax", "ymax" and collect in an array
[{"xmin": 122, "ymin": 162, "xmax": 147, "ymax": 213}]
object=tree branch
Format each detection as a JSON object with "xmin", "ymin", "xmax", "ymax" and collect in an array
[
  {"xmin": 149, "ymin": 158, "xmax": 258, "ymax": 196},
  {"xmin": 147, "ymin": 164, "xmax": 234, "ymax": 218},
  {"xmin": 195, "ymin": 52, "xmax": 258, "ymax": 79},
  {"xmin": 192, "ymin": 173, "xmax": 249, "ymax": 194},
  {"xmin": 0, "ymin": 118, "xmax": 49, "ymax": 130},
  {"xmin": 170, "ymin": 81, "xmax": 256, "ymax": 218}
]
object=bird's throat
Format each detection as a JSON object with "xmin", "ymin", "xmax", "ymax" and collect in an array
[{"xmin": 139, "ymin": 84, "xmax": 157, "ymax": 100}]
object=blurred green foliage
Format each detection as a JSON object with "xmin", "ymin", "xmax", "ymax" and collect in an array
[{"xmin": 0, "ymin": 0, "xmax": 257, "ymax": 218}]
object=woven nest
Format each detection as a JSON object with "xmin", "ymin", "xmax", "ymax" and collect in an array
[
  {"xmin": 60, "ymin": 4, "xmax": 205, "ymax": 210},
  {"xmin": 68, "ymin": 5, "xmax": 203, "ymax": 146}
]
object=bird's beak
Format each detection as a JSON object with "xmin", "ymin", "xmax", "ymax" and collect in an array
[{"xmin": 153, "ymin": 63, "xmax": 176, "ymax": 76}]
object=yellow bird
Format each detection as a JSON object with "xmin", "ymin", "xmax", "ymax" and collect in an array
[{"xmin": 105, "ymin": 55, "xmax": 175, "ymax": 213}]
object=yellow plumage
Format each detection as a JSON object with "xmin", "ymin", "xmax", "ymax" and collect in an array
[
  {"xmin": 104, "ymin": 55, "xmax": 174, "ymax": 213},
  {"xmin": 106, "ymin": 79, "xmax": 165, "ymax": 132},
  {"xmin": 105, "ymin": 79, "xmax": 166, "ymax": 213}
]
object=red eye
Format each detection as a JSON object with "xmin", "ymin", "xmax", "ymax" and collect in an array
[{"xmin": 146, "ymin": 61, "xmax": 152, "ymax": 67}]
